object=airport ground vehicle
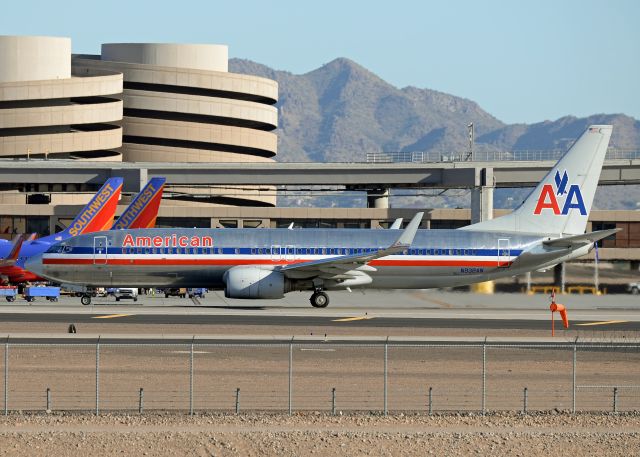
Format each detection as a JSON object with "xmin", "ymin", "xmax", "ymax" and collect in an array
[
  {"xmin": 24, "ymin": 286, "xmax": 59, "ymax": 302},
  {"xmin": 627, "ymin": 282, "xmax": 640, "ymax": 294},
  {"xmin": 0, "ymin": 286, "xmax": 17, "ymax": 302},
  {"xmin": 28, "ymin": 126, "xmax": 618, "ymax": 308},
  {"xmin": 188, "ymin": 288, "xmax": 207, "ymax": 298},
  {"xmin": 113, "ymin": 287, "xmax": 138, "ymax": 301},
  {"xmin": 165, "ymin": 288, "xmax": 187, "ymax": 298}
]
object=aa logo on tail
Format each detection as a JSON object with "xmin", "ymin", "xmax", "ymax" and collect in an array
[{"xmin": 533, "ymin": 170, "xmax": 586, "ymax": 216}]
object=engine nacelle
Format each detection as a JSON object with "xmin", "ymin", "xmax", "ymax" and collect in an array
[{"xmin": 223, "ymin": 266, "xmax": 287, "ymax": 299}]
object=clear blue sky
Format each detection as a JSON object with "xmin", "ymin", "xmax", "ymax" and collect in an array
[{"xmin": 2, "ymin": 0, "xmax": 638, "ymax": 124}]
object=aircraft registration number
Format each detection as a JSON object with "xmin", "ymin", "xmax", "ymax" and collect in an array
[{"xmin": 460, "ymin": 267, "xmax": 484, "ymax": 274}]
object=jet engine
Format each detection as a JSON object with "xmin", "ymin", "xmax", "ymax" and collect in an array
[{"xmin": 223, "ymin": 266, "xmax": 289, "ymax": 299}]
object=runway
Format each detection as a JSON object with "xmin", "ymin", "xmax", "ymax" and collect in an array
[
  {"xmin": 0, "ymin": 291, "xmax": 638, "ymax": 340},
  {"xmin": 0, "ymin": 311, "xmax": 639, "ymax": 331}
]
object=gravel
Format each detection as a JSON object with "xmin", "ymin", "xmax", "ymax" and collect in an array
[{"xmin": 0, "ymin": 412, "xmax": 638, "ymax": 456}]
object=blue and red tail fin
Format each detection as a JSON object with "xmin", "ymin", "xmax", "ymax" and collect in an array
[
  {"xmin": 0, "ymin": 234, "xmax": 25, "ymax": 266},
  {"xmin": 112, "ymin": 177, "xmax": 166, "ymax": 230},
  {"xmin": 57, "ymin": 178, "xmax": 123, "ymax": 239}
]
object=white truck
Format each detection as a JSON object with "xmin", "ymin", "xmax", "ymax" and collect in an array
[{"xmin": 113, "ymin": 288, "xmax": 139, "ymax": 302}]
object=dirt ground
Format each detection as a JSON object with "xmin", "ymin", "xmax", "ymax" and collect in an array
[{"xmin": 0, "ymin": 412, "xmax": 638, "ymax": 456}]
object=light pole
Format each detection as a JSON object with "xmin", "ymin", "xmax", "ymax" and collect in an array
[{"xmin": 467, "ymin": 123, "xmax": 474, "ymax": 161}]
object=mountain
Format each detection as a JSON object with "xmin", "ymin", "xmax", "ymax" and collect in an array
[{"xmin": 230, "ymin": 57, "xmax": 640, "ymax": 163}]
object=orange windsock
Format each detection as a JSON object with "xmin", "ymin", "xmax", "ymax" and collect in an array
[{"xmin": 550, "ymin": 302, "xmax": 569, "ymax": 329}]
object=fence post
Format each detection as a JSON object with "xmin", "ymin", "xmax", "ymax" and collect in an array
[
  {"xmin": 332, "ymin": 388, "xmax": 336, "ymax": 416},
  {"xmin": 4, "ymin": 340, "xmax": 7, "ymax": 416},
  {"xmin": 46, "ymin": 388, "xmax": 51, "ymax": 411},
  {"xmin": 428, "ymin": 387, "xmax": 433, "ymax": 416},
  {"xmin": 189, "ymin": 338, "xmax": 194, "ymax": 416},
  {"xmin": 288, "ymin": 338, "xmax": 293, "ymax": 416},
  {"xmin": 139, "ymin": 388, "xmax": 144, "ymax": 414},
  {"xmin": 482, "ymin": 338, "xmax": 487, "ymax": 416},
  {"xmin": 613, "ymin": 387, "xmax": 618, "ymax": 414},
  {"xmin": 384, "ymin": 337, "xmax": 388, "ymax": 417},
  {"xmin": 235, "ymin": 388, "xmax": 240, "ymax": 414},
  {"xmin": 523, "ymin": 387, "xmax": 528, "ymax": 415},
  {"xmin": 572, "ymin": 337, "xmax": 577, "ymax": 414},
  {"xmin": 95, "ymin": 337, "xmax": 100, "ymax": 415}
]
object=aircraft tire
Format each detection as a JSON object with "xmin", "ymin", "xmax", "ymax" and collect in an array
[
  {"xmin": 81, "ymin": 295, "xmax": 91, "ymax": 306},
  {"xmin": 310, "ymin": 292, "xmax": 329, "ymax": 308}
]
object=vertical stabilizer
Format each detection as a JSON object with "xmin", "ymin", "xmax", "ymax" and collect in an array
[
  {"xmin": 53, "ymin": 178, "xmax": 123, "ymax": 240},
  {"xmin": 112, "ymin": 177, "xmax": 166, "ymax": 230},
  {"xmin": 462, "ymin": 125, "xmax": 612, "ymax": 235}
]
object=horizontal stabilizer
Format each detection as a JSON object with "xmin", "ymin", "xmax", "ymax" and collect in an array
[{"xmin": 543, "ymin": 229, "xmax": 620, "ymax": 248}]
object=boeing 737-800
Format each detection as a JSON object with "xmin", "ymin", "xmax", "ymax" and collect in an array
[{"xmin": 27, "ymin": 125, "xmax": 616, "ymax": 307}]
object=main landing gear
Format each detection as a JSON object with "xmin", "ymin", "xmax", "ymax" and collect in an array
[
  {"xmin": 310, "ymin": 290, "xmax": 329, "ymax": 308},
  {"xmin": 80, "ymin": 295, "xmax": 92, "ymax": 306}
]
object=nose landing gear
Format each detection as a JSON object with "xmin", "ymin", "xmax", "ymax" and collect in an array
[{"xmin": 310, "ymin": 290, "xmax": 329, "ymax": 308}]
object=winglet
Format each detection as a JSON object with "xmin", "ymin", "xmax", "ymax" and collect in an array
[
  {"xmin": 394, "ymin": 212, "xmax": 423, "ymax": 247},
  {"xmin": 0, "ymin": 234, "xmax": 26, "ymax": 267},
  {"xmin": 389, "ymin": 218, "xmax": 403, "ymax": 230},
  {"xmin": 7, "ymin": 234, "xmax": 25, "ymax": 261}
]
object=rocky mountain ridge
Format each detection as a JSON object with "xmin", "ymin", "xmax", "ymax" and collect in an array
[{"xmin": 230, "ymin": 57, "xmax": 639, "ymax": 163}]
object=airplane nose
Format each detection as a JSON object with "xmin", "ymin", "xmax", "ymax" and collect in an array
[{"xmin": 25, "ymin": 253, "xmax": 44, "ymax": 277}]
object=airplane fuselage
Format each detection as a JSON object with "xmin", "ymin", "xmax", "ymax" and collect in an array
[{"xmin": 33, "ymin": 227, "xmax": 590, "ymax": 291}]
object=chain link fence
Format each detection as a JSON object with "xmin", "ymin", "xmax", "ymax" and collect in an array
[{"xmin": 2, "ymin": 340, "xmax": 639, "ymax": 415}]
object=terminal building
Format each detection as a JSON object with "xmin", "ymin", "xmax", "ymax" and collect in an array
[
  {"xmin": 0, "ymin": 35, "xmax": 277, "ymax": 228},
  {"xmin": 0, "ymin": 35, "xmax": 639, "ymax": 274}
]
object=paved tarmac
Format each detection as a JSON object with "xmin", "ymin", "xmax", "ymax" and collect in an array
[{"xmin": 0, "ymin": 290, "xmax": 638, "ymax": 334}]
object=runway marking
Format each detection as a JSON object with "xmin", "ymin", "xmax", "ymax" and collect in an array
[
  {"xmin": 332, "ymin": 316, "xmax": 374, "ymax": 322},
  {"xmin": 92, "ymin": 314, "xmax": 132, "ymax": 319},
  {"xmin": 575, "ymin": 320, "xmax": 628, "ymax": 327},
  {"xmin": 300, "ymin": 348, "xmax": 336, "ymax": 352}
]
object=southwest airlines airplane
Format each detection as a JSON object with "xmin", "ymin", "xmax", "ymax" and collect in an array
[
  {"xmin": 28, "ymin": 126, "xmax": 616, "ymax": 307},
  {"xmin": 0, "ymin": 177, "xmax": 165, "ymax": 284}
]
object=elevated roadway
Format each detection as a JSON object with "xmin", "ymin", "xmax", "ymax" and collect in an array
[{"xmin": 1, "ymin": 158, "xmax": 639, "ymax": 192}]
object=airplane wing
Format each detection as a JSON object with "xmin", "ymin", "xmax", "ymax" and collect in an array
[
  {"xmin": 279, "ymin": 212, "xmax": 423, "ymax": 279},
  {"xmin": 543, "ymin": 229, "xmax": 620, "ymax": 248}
]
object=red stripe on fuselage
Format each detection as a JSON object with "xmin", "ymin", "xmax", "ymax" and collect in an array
[{"xmin": 42, "ymin": 258, "xmax": 509, "ymax": 267}]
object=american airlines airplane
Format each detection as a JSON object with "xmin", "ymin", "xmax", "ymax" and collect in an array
[{"xmin": 27, "ymin": 125, "xmax": 617, "ymax": 307}]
